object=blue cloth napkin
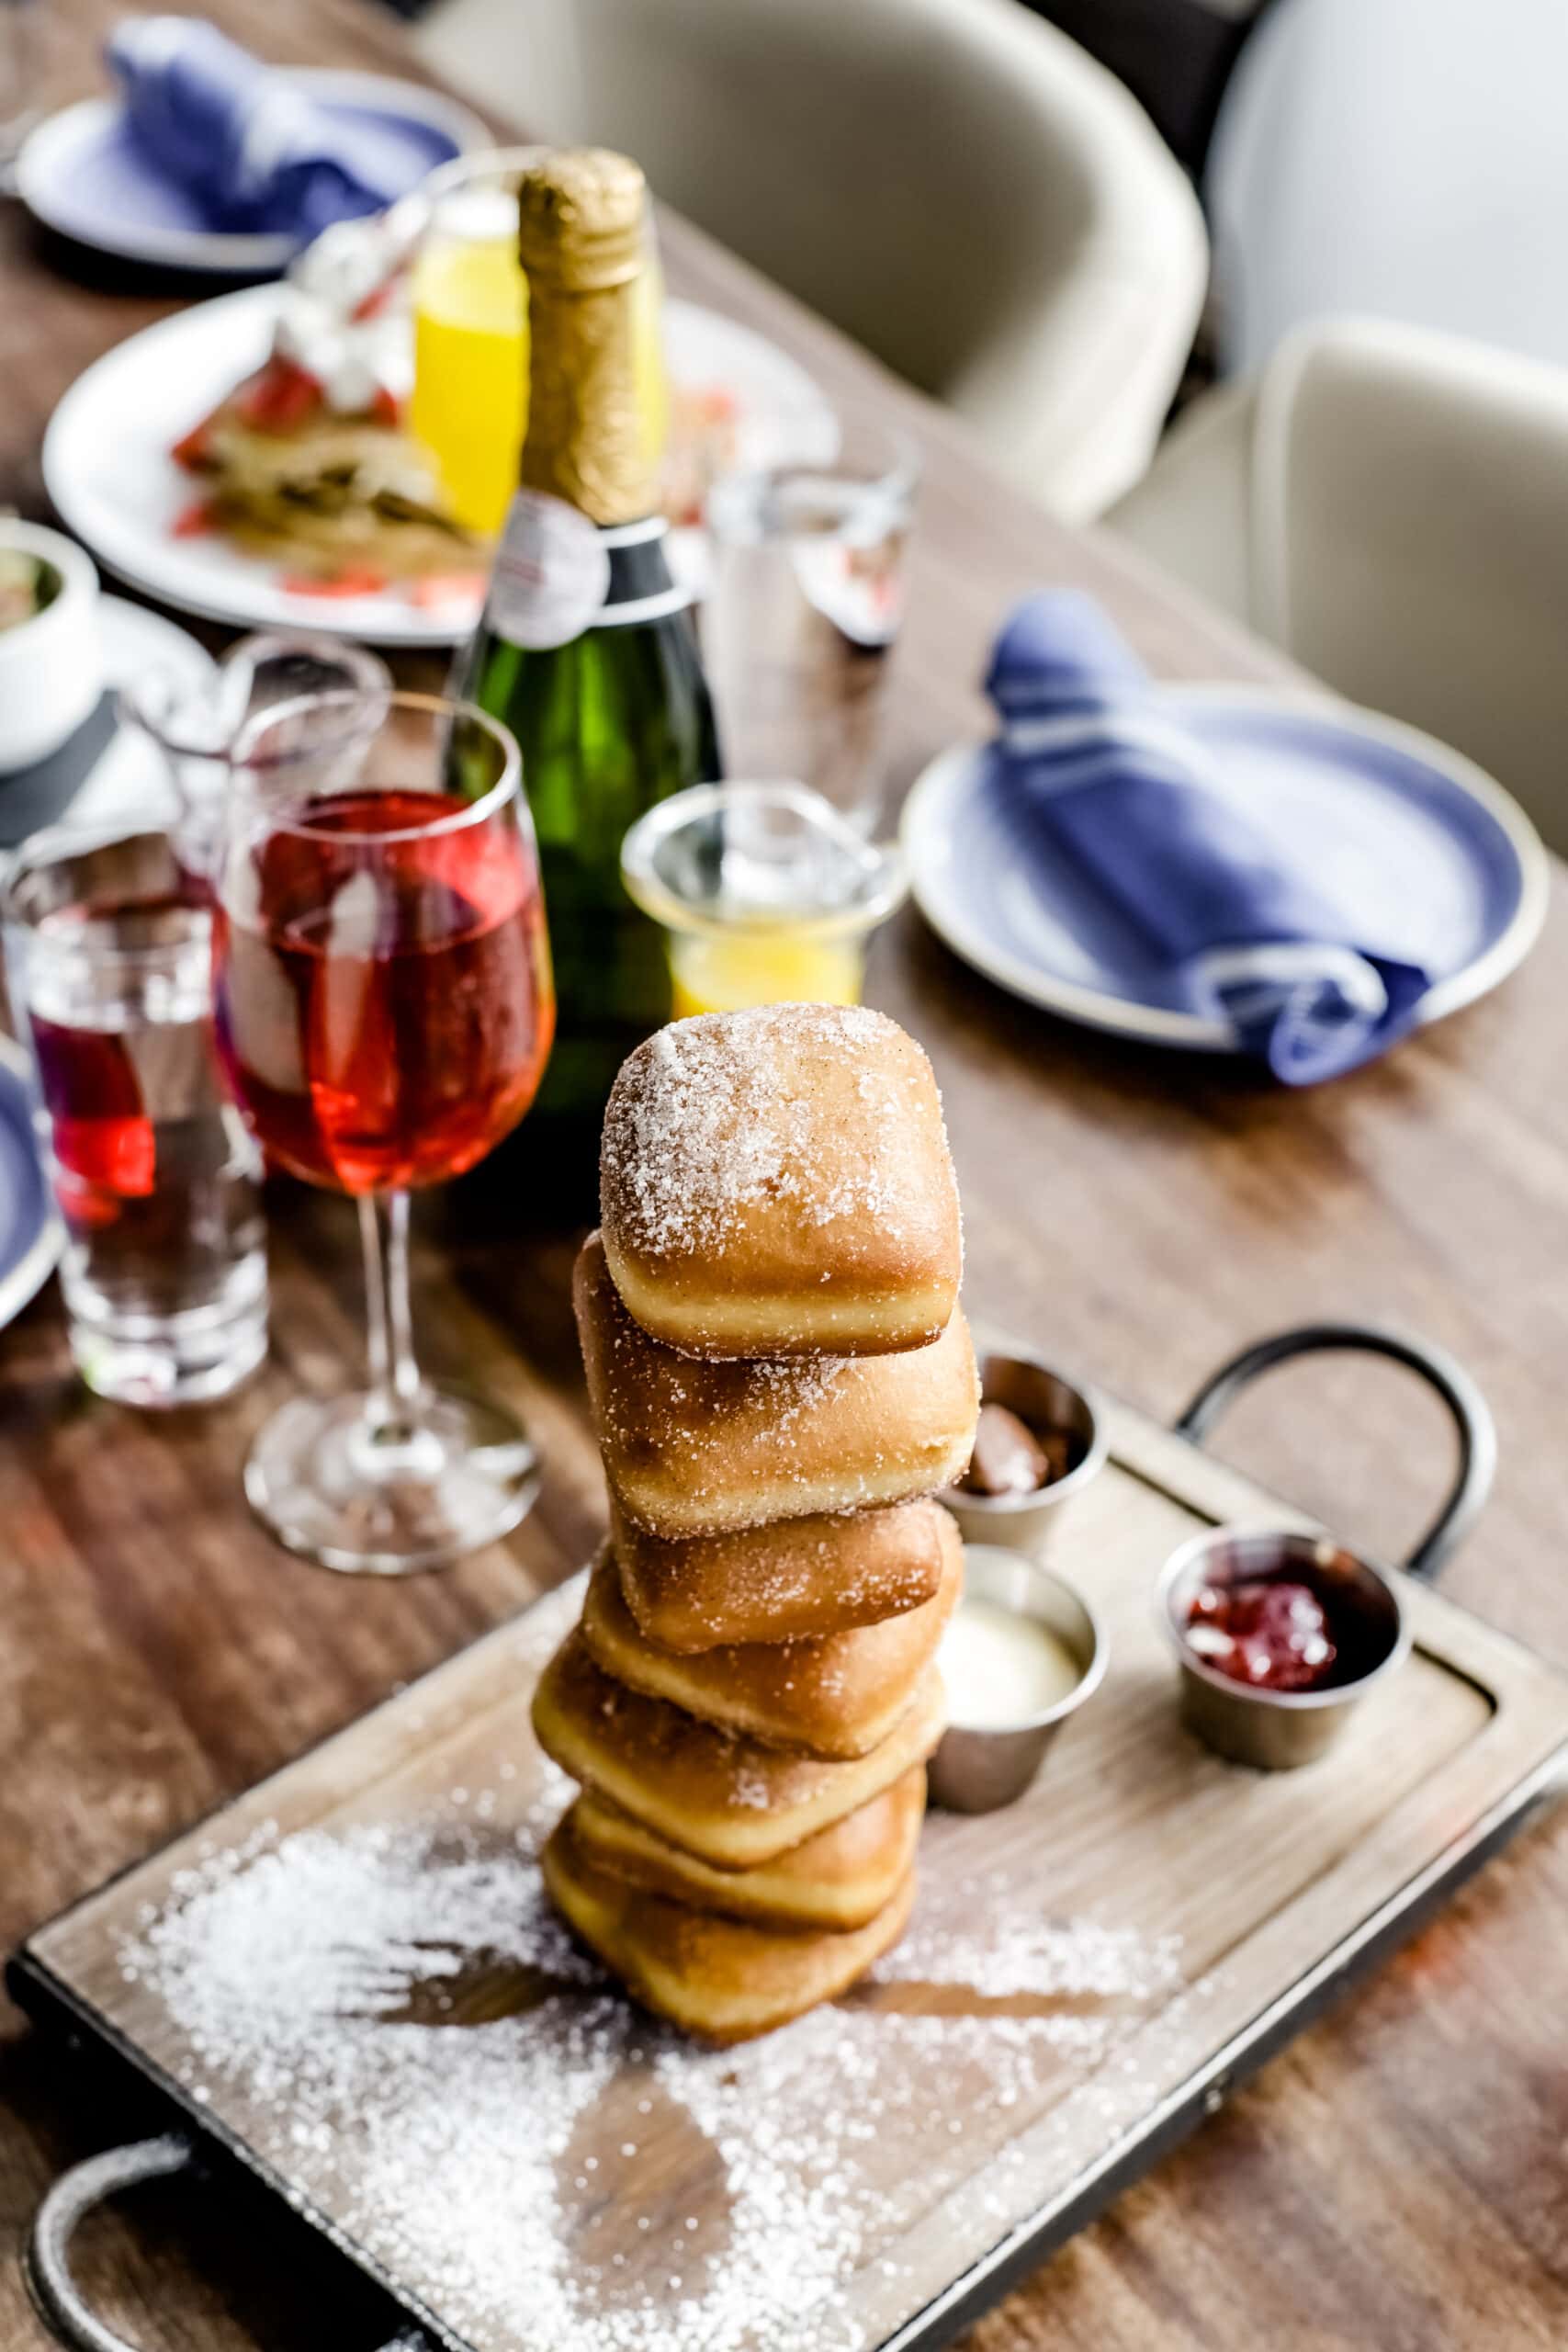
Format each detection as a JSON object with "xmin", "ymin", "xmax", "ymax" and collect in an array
[
  {"xmin": 984, "ymin": 592, "xmax": 1430, "ymax": 1082},
  {"xmin": 107, "ymin": 17, "xmax": 410, "ymax": 237}
]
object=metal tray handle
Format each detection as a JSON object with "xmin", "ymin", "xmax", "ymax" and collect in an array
[
  {"xmin": 25, "ymin": 2132, "xmax": 427, "ymax": 2352},
  {"xmin": 1175, "ymin": 1319, "xmax": 1497, "ymax": 1580}
]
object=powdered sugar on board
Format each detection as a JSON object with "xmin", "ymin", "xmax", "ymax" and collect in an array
[{"xmin": 116, "ymin": 1794, "xmax": 1184, "ymax": 2352}]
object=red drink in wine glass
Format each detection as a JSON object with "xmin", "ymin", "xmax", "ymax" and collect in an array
[
  {"xmin": 215, "ymin": 788, "xmax": 552, "ymax": 1193},
  {"xmin": 213, "ymin": 691, "xmax": 554, "ymax": 1575}
]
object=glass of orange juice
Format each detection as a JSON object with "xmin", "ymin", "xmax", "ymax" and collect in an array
[
  {"xmin": 620, "ymin": 782, "xmax": 907, "ymax": 1018},
  {"xmin": 410, "ymin": 147, "xmax": 671, "ymax": 541}
]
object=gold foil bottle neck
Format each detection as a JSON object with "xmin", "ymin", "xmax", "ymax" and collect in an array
[
  {"xmin": 519, "ymin": 147, "xmax": 656, "ymax": 526},
  {"xmin": 519, "ymin": 149, "xmax": 646, "ymax": 291}
]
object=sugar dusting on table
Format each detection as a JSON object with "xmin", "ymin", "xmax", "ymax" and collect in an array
[{"xmin": 118, "ymin": 1785, "xmax": 1184, "ymax": 2352}]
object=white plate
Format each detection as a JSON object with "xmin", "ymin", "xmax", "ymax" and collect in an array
[
  {"xmin": 901, "ymin": 687, "xmax": 1550, "ymax": 1052},
  {"xmin": 42, "ymin": 287, "xmax": 839, "ymax": 650},
  {"xmin": 16, "ymin": 74, "xmax": 489, "ymax": 277}
]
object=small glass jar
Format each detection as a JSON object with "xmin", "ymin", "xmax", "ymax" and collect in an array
[{"xmin": 620, "ymin": 780, "xmax": 907, "ymax": 1017}]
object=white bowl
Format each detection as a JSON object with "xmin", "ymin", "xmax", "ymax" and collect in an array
[{"xmin": 0, "ymin": 523, "xmax": 102, "ymax": 775}]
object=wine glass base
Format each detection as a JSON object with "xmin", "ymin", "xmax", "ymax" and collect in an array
[{"xmin": 244, "ymin": 1386, "xmax": 540, "ymax": 1575}]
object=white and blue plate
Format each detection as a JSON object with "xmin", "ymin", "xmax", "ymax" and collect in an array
[
  {"xmin": 0, "ymin": 1036, "xmax": 59, "ymax": 1334},
  {"xmin": 16, "ymin": 73, "xmax": 488, "ymax": 277},
  {"xmin": 901, "ymin": 687, "xmax": 1550, "ymax": 1050}
]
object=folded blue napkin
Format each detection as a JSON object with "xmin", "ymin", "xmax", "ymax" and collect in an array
[
  {"xmin": 984, "ymin": 593, "xmax": 1429, "ymax": 1082},
  {"xmin": 107, "ymin": 17, "xmax": 410, "ymax": 237}
]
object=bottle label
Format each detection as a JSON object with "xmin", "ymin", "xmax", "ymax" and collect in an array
[{"xmin": 484, "ymin": 491, "xmax": 613, "ymax": 650}]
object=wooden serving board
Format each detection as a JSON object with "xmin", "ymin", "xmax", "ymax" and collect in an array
[{"xmin": 13, "ymin": 1404, "xmax": 1568, "ymax": 2352}]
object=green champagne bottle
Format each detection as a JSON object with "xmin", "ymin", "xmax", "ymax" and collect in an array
[{"xmin": 454, "ymin": 149, "xmax": 720, "ymax": 1182}]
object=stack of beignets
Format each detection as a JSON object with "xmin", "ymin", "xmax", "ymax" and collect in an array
[{"xmin": 535, "ymin": 1004, "xmax": 977, "ymax": 2042}]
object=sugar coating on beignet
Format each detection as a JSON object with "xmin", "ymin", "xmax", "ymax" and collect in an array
[
  {"xmin": 566, "ymin": 1767, "xmax": 927, "ymax": 1932},
  {"xmin": 543, "ymin": 1819, "xmax": 916, "ymax": 2041},
  {"xmin": 611, "ymin": 1492, "xmax": 951, "ymax": 1651},
  {"xmin": 600, "ymin": 1006, "xmax": 962, "ymax": 1357},
  {"xmin": 575, "ymin": 1231, "xmax": 979, "ymax": 1539},
  {"xmin": 581, "ymin": 1521, "xmax": 962, "ymax": 1757},
  {"xmin": 532, "ymin": 1628, "xmax": 946, "ymax": 1869}
]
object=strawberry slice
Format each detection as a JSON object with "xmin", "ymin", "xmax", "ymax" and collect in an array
[
  {"xmin": 236, "ymin": 357, "xmax": 324, "ymax": 434},
  {"xmin": 171, "ymin": 416, "xmax": 214, "ymax": 470},
  {"xmin": 352, "ymin": 277, "xmax": 400, "ymax": 323},
  {"xmin": 279, "ymin": 567, "xmax": 389, "ymax": 598},
  {"xmin": 407, "ymin": 571, "xmax": 486, "ymax": 611}
]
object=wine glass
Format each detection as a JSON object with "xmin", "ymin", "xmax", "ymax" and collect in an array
[
  {"xmin": 213, "ymin": 689, "xmax": 554, "ymax": 1574},
  {"xmin": 119, "ymin": 630, "xmax": 392, "ymax": 884}
]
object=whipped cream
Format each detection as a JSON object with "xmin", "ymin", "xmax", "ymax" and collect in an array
[{"xmin": 274, "ymin": 217, "xmax": 414, "ymax": 415}]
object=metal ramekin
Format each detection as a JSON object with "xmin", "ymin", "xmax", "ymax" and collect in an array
[
  {"xmin": 941, "ymin": 1338, "xmax": 1109, "ymax": 1557},
  {"xmin": 1157, "ymin": 1528, "xmax": 1412, "ymax": 1771},
  {"xmin": 929, "ymin": 1544, "xmax": 1109, "ymax": 1812}
]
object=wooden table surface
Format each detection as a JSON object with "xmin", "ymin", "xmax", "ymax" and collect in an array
[{"xmin": 4, "ymin": 5, "xmax": 1568, "ymax": 2348}]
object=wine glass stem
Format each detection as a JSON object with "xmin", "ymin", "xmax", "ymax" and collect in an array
[{"xmin": 359, "ymin": 1191, "xmax": 423, "ymax": 1440}]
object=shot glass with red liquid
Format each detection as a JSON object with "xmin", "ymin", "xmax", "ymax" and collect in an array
[
  {"xmin": 2, "ymin": 825, "xmax": 268, "ymax": 1406},
  {"xmin": 213, "ymin": 689, "xmax": 554, "ymax": 1574}
]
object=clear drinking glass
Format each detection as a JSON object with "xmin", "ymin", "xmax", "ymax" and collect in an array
[
  {"xmin": 2, "ymin": 825, "xmax": 268, "ymax": 1406},
  {"xmin": 407, "ymin": 145, "xmax": 668, "ymax": 539},
  {"xmin": 118, "ymin": 631, "xmax": 391, "ymax": 883},
  {"xmin": 704, "ymin": 413, "xmax": 919, "ymax": 833},
  {"xmin": 211, "ymin": 690, "xmax": 554, "ymax": 1575},
  {"xmin": 621, "ymin": 780, "xmax": 907, "ymax": 1017}
]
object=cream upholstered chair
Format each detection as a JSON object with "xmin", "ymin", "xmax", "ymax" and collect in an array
[
  {"xmin": 1108, "ymin": 316, "xmax": 1568, "ymax": 852},
  {"xmin": 414, "ymin": 0, "xmax": 1208, "ymax": 521},
  {"xmin": 1205, "ymin": 0, "xmax": 1568, "ymax": 379}
]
